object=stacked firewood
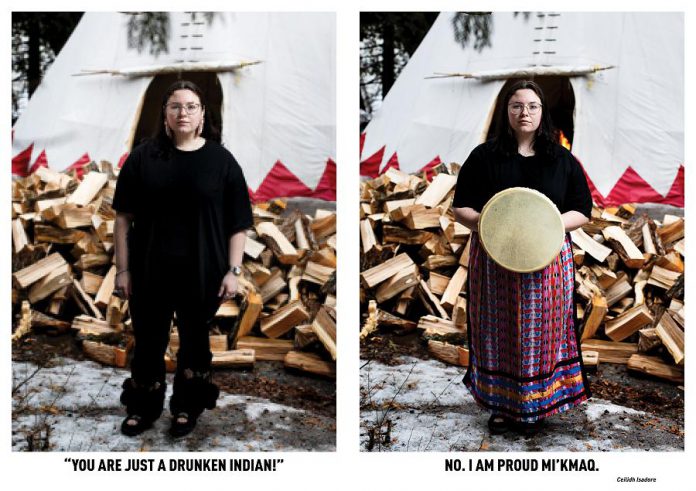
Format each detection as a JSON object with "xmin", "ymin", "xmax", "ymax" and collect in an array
[
  {"xmin": 359, "ymin": 164, "xmax": 471, "ymax": 366},
  {"xmin": 11, "ymin": 162, "xmax": 336, "ymax": 379},
  {"xmin": 359, "ymin": 164, "xmax": 684, "ymax": 384},
  {"xmin": 572, "ymin": 205, "xmax": 683, "ymax": 384}
]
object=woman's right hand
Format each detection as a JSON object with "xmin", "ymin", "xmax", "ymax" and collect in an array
[{"xmin": 114, "ymin": 270, "xmax": 132, "ymax": 300}]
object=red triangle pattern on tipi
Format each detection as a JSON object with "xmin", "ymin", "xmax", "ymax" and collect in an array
[
  {"xmin": 12, "ymin": 145, "xmax": 337, "ymax": 203},
  {"xmin": 12, "ymin": 143, "xmax": 33, "ymax": 177},
  {"xmin": 360, "ymin": 149, "xmax": 684, "ymax": 208},
  {"xmin": 29, "ymin": 150, "xmax": 48, "ymax": 173}
]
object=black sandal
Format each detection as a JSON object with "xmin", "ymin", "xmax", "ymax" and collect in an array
[
  {"xmin": 119, "ymin": 378, "xmax": 166, "ymax": 437},
  {"xmin": 169, "ymin": 412, "xmax": 198, "ymax": 438},
  {"xmin": 120, "ymin": 414, "xmax": 154, "ymax": 436},
  {"xmin": 488, "ymin": 414, "xmax": 511, "ymax": 435}
]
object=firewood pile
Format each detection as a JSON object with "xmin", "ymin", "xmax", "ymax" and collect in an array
[
  {"xmin": 11, "ymin": 162, "xmax": 336, "ymax": 379},
  {"xmin": 359, "ymin": 164, "xmax": 684, "ymax": 385}
]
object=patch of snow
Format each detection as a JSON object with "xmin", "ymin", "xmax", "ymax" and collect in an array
[
  {"xmin": 12, "ymin": 358, "xmax": 334, "ymax": 452},
  {"xmin": 360, "ymin": 357, "xmax": 682, "ymax": 452}
]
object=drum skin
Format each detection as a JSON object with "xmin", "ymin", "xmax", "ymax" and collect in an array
[{"xmin": 478, "ymin": 187, "xmax": 565, "ymax": 273}]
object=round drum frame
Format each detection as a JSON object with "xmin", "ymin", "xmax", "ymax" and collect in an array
[{"xmin": 478, "ymin": 187, "xmax": 565, "ymax": 273}]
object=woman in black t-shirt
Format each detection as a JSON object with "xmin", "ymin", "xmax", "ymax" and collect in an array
[
  {"xmin": 452, "ymin": 80, "xmax": 592, "ymax": 435},
  {"xmin": 113, "ymin": 80, "xmax": 253, "ymax": 438}
]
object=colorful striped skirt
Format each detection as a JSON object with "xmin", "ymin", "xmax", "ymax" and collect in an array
[{"xmin": 463, "ymin": 232, "xmax": 590, "ymax": 422}]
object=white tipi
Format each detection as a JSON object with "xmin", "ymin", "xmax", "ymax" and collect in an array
[
  {"xmin": 360, "ymin": 12, "xmax": 684, "ymax": 207},
  {"xmin": 13, "ymin": 11, "xmax": 336, "ymax": 202}
]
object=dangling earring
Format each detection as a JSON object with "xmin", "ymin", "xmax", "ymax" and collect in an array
[
  {"xmin": 197, "ymin": 120, "xmax": 204, "ymax": 137},
  {"xmin": 165, "ymin": 122, "xmax": 172, "ymax": 139}
]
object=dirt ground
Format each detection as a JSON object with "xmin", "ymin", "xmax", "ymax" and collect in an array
[{"xmin": 359, "ymin": 330, "xmax": 684, "ymax": 451}]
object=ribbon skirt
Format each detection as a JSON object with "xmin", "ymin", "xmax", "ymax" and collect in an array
[{"xmin": 463, "ymin": 233, "xmax": 590, "ymax": 422}]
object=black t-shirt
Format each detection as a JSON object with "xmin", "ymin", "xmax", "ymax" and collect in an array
[
  {"xmin": 112, "ymin": 140, "xmax": 253, "ymax": 299},
  {"xmin": 452, "ymin": 141, "xmax": 592, "ymax": 218}
]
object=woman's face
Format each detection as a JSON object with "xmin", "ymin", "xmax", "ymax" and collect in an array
[
  {"xmin": 164, "ymin": 89, "xmax": 205, "ymax": 139},
  {"xmin": 507, "ymin": 88, "xmax": 542, "ymax": 139}
]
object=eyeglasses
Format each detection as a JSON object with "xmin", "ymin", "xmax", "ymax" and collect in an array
[
  {"xmin": 508, "ymin": 102, "xmax": 542, "ymax": 115},
  {"xmin": 165, "ymin": 103, "xmax": 202, "ymax": 115}
]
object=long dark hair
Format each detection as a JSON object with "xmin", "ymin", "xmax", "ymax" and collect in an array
[
  {"xmin": 152, "ymin": 80, "xmax": 221, "ymax": 157},
  {"xmin": 491, "ymin": 80, "xmax": 557, "ymax": 159}
]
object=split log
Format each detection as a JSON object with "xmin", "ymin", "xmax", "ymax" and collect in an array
[
  {"xmin": 360, "ymin": 219, "xmax": 379, "ymax": 253},
  {"xmin": 66, "ymin": 172, "xmax": 109, "ymax": 206},
  {"xmin": 627, "ymin": 354, "xmax": 683, "ymax": 383},
  {"xmin": 259, "ymin": 300, "xmax": 310, "ymax": 338},
  {"xmin": 417, "ymin": 315, "xmax": 464, "ymax": 342},
  {"xmin": 382, "ymin": 224, "xmax": 433, "ymax": 245},
  {"xmin": 211, "ymin": 349, "xmax": 255, "ymax": 368},
  {"xmin": 375, "ymin": 309, "xmax": 418, "ymax": 331},
  {"xmin": 656, "ymin": 217, "xmax": 684, "ymax": 245},
  {"xmin": 74, "ymin": 253, "xmax": 111, "ymax": 270},
  {"xmin": 79, "ymin": 271, "xmax": 104, "ymax": 296},
  {"xmin": 637, "ymin": 328, "xmax": 661, "ymax": 353},
  {"xmin": 234, "ymin": 291, "xmax": 263, "ymax": 342},
  {"xmin": 602, "ymin": 225, "xmax": 645, "ymax": 268},
  {"xmin": 244, "ymin": 236, "xmax": 266, "ymax": 260},
  {"xmin": 360, "ymin": 253, "xmax": 415, "ymax": 288},
  {"xmin": 647, "ymin": 265, "xmax": 681, "ymax": 290},
  {"xmin": 284, "ymin": 351, "xmax": 335, "ymax": 378},
  {"xmin": 427, "ymin": 340, "xmax": 464, "ymax": 366},
  {"xmin": 12, "ymin": 219, "xmax": 29, "ymax": 254},
  {"xmin": 71, "ymin": 278, "xmax": 104, "ymax": 319},
  {"xmin": 580, "ymin": 294, "xmax": 608, "ymax": 341},
  {"xmin": 30, "ymin": 310, "xmax": 71, "ymax": 334},
  {"xmin": 426, "ymin": 272, "xmax": 450, "ymax": 296},
  {"xmin": 404, "ymin": 207, "xmax": 441, "ymax": 229},
  {"xmin": 360, "ymin": 300, "xmax": 379, "ymax": 341},
  {"xmin": 581, "ymin": 339, "xmax": 638, "ymax": 364},
  {"xmin": 582, "ymin": 350, "xmax": 599, "ymax": 368},
  {"xmin": 418, "ymin": 280, "xmax": 450, "ymax": 320},
  {"xmin": 28, "ymin": 263, "xmax": 73, "ymax": 304},
  {"xmin": 56, "ymin": 206, "xmax": 94, "ymax": 229},
  {"xmin": 422, "ymin": 255, "xmax": 458, "ymax": 270},
  {"xmin": 415, "ymin": 173, "xmax": 457, "ymax": 208},
  {"xmin": 311, "ymin": 213, "xmax": 336, "ymax": 241},
  {"xmin": 294, "ymin": 324, "xmax": 319, "ymax": 349},
  {"xmin": 440, "ymin": 266, "xmax": 467, "ymax": 312},
  {"xmin": 655, "ymin": 312, "xmax": 684, "ymax": 365},
  {"xmin": 34, "ymin": 224, "xmax": 87, "ymax": 244},
  {"xmin": 655, "ymin": 252, "xmax": 684, "ymax": 273},
  {"xmin": 375, "ymin": 264, "xmax": 419, "ymax": 303},
  {"xmin": 605, "ymin": 276, "xmax": 632, "ymax": 307},
  {"xmin": 13, "ymin": 253, "xmax": 67, "ymax": 289},
  {"xmin": 394, "ymin": 286, "xmax": 415, "ymax": 316},
  {"xmin": 82, "ymin": 340, "xmax": 128, "ymax": 368},
  {"xmin": 259, "ymin": 268, "xmax": 286, "ymax": 303},
  {"xmin": 311, "ymin": 307, "xmax": 336, "ymax": 360},
  {"xmin": 570, "ymin": 229, "xmax": 612, "ymax": 263},
  {"xmin": 642, "ymin": 222, "xmax": 657, "ymax": 255},
  {"xmin": 302, "ymin": 261, "xmax": 335, "ymax": 286},
  {"xmin": 216, "ymin": 300, "xmax": 240, "ymax": 319},
  {"xmin": 236, "ymin": 336, "xmax": 294, "ymax": 361},
  {"xmin": 452, "ymin": 296, "xmax": 467, "ymax": 329},
  {"xmin": 94, "ymin": 265, "xmax": 116, "ymax": 309},
  {"xmin": 11, "ymin": 301, "xmax": 32, "ymax": 341},
  {"xmin": 256, "ymin": 221, "xmax": 299, "ymax": 265},
  {"xmin": 605, "ymin": 303, "xmax": 653, "ymax": 342}
]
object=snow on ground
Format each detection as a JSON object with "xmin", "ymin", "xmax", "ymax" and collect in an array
[
  {"xmin": 360, "ymin": 356, "xmax": 683, "ymax": 452},
  {"xmin": 12, "ymin": 358, "xmax": 335, "ymax": 452}
]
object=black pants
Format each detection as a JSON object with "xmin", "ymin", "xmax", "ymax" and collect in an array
[{"xmin": 129, "ymin": 256, "xmax": 218, "ymax": 386}]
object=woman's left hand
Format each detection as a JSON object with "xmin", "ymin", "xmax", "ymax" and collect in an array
[{"xmin": 218, "ymin": 272, "xmax": 239, "ymax": 301}]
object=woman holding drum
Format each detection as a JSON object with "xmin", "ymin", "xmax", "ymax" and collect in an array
[{"xmin": 452, "ymin": 80, "xmax": 592, "ymax": 435}]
